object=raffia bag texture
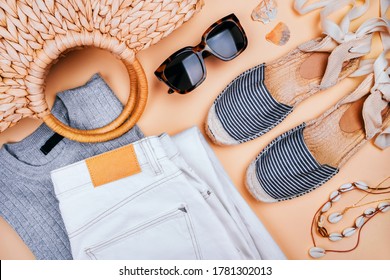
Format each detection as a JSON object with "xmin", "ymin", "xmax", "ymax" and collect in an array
[{"xmin": 0, "ymin": 0, "xmax": 203, "ymax": 142}]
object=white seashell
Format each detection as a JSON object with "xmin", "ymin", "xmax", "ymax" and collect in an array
[
  {"xmin": 329, "ymin": 190, "xmax": 341, "ymax": 202},
  {"xmin": 342, "ymin": 227, "xmax": 356, "ymax": 237},
  {"xmin": 328, "ymin": 212, "xmax": 343, "ymax": 224},
  {"xmin": 329, "ymin": 233, "xmax": 343, "ymax": 242},
  {"xmin": 378, "ymin": 202, "xmax": 390, "ymax": 213},
  {"xmin": 339, "ymin": 183, "xmax": 354, "ymax": 192},
  {"xmin": 355, "ymin": 216, "xmax": 365, "ymax": 228},
  {"xmin": 364, "ymin": 207, "xmax": 376, "ymax": 217},
  {"xmin": 321, "ymin": 202, "xmax": 331, "ymax": 213},
  {"xmin": 252, "ymin": 0, "xmax": 278, "ymax": 24},
  {"xmin": 331, "ymin": 195, "xmax": 341, "ymax": 202},
  {"xmin": 318, "ymin": 214, "xmax": 325, "ymax": 227},
  {"xmin": 354, "ymin": 181, "xmax": 369, "ymax": 190},
  {"xmin": 309, "ymin": 247, "xmax": 326, "ymax": 258}
]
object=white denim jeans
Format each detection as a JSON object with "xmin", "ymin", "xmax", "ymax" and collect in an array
[{"xmin": 51, "ymin": 127, "xmax": 285, "ymax": 260}]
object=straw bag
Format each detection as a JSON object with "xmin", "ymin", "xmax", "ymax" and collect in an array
[{"xmin": 0, "ymin": 0, "xmax": 204, "ymax": 142}]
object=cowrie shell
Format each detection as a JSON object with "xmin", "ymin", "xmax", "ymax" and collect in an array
[
  {"xmin": 355, "ymin": 216, "xmax": 365, "ymax": 228},
  {"xmin": 342, "ymin": 227, "xmax": 356, "ymax": 237},
  {"xmin": 321, "ymin": 202, "xmax": 331, "ymax": 213},
  {"xmin": 354, "ymin": 181, "xmax": 368, "ymax": 190},
  {"xmin": 339, "ymin": 183, "xmax": 354, "ymax": 192},
  {"xmin": 378, "ymin": 202, "xmax": 390, "ymax": 213},
  {"xmin": 309, "ymin": 247, "xmax": 326, "ymax": 258},
  {"xmin": 364, "ymin": 207, "xmax": 376, "ymax": 217},
  {"xmin": 318, "ymin": 215, "xmax": 325, "ymax": 227},
  {"xmin": 329, "ymin": 233, "xmax": 343, "ymax": 242},
  {"xmin": 328, "ymin": 212, "xmax": 343, "ymax": 224},
  {"xmin": 330, "ymin": 190, "xmax": 341, "ymax": 202}
]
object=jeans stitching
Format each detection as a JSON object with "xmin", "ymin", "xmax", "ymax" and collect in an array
[
  {"xmin": 168, "ymin": 152, "xmax": 180, "ymax": 161},
  {"xmin": 56, "ymin": 182, "xmax": 90, "ymax": 196},
  {"xmin": 69, "ymin": 170, "xmax": 183, "ymax": 238},
  {"xmin": 183, "ymin": 205, "xmax": 203, "ymax": 260},
  {"xmin": 147, "ymin": 140, "xmax": 163, "ymax": 175},
  {"xmin": 183, "ymin": 213, "xmax": 198, "ymax": 260},
  {"xmin": 143, "ymin": 140, "xmax": 159, "ymax": 175},
  {"xmin": 85, "ymin": 209, "xmax": 185, "ymax": 256},
  {"xmin": 139, "ymin": 140, "xmax": 157, "ymax": 176}
]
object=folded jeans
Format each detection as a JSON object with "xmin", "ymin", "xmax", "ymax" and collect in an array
[{"xmin": 51, "ymin": 127, "xmax": 285, "ymax": 260}]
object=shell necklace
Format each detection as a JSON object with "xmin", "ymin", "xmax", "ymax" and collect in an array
[{"xmin": 309, "ymin": 180, "xmax": 390, "ymax": 259}]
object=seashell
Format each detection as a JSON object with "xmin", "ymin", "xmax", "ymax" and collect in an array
[
  {"xmin": 355, "ymin": 216, "xmax": 365, "ymax": 228},
  {"xmin": 339, "ymin": 183, "xmax": 354, "ymax": 192},
  {"xmin": 317, "ymin": 214, "xmax": 325, "ymax": 227},
  {"xmin": 354, "ymin": 181, "xmax": 369, "ymax": 190},
  {"xmin": 309, "ymin": 247, "xmax": 326, "ymax": 258},
  {"xmin": 266, "ymin": 22, "xmax": 290, "ymax": 46},
  {"xmin": 318, "ymin": 226, "xmax": 328, "ymax": 237},
  {"xmin": 329, "ymin": 190, "xmax": 341, "ymax": 202},
  {"xmin": 321, "ymin": 202, "xmax": 331, "ymax": 213},
  {"xmin": 329, "ymin": 232, "xmax": 343, "ymax": 242},
  {"xmin": 328, "ymin": 212, "xmax": 343, "ymax": 224},
  {"xmin": 252, "ymin": 0, "xmax": 278, "ymax": 24},
  {"xmin": 363, "ymin": 207, "xmax": 376, "ymax": 217},
  {"xmin": 342, "ymin": 227, "xmax": 356, "ymax": 237},
  {"xmin": 378, "ymin": 202, "xmax": 390, "ymax": 213}
]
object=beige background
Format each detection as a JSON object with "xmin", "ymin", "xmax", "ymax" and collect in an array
[{"xmin": 0, "ymin": 0, "xmax": 389, "ymax": 260}]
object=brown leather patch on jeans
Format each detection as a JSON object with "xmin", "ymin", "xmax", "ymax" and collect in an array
[{"xmin": 86, "ymin": 144, "xmax": 141, "ymax": 187}]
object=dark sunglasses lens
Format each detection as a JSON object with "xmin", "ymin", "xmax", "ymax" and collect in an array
[
  {"xmin": 206, "ymin": 21, "xmax": 246, "ymax": 60},
  {"xmin": 164, "ymin": 50, "xmax": 204, "ymax": 92}
]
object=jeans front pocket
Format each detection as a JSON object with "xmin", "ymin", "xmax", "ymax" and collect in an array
[{"xmin": 84, "ymin": 204, "xmax": 202, "ymax": 260}]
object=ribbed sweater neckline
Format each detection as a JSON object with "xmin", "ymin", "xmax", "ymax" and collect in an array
[
  {"xmin": 0, "ymin": 125, "xmax": 71, "ymax": 179},
  {"xmin": 0, "ymin": 100, "xmax": 73, "ymax": 178}
]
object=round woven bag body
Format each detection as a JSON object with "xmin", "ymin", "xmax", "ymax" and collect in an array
[{"xmin": 0, "ymin": 0, "xmax": 203, "ymax": 142}]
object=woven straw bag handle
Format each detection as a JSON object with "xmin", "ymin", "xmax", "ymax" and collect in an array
[
  {"xmin": 0, "ymin": 0, "xmax": 204, "ymax": 142},
  {"xmin": 43, "ymin": 56, "xmax": 148, "ymax": 143}
]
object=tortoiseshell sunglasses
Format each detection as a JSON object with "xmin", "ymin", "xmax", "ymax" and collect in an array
[{"xmin": 155, "ymin": 13, "xmax": 248, "ymax": 94}]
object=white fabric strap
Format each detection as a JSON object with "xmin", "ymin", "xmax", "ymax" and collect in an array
[
  {"xmin": 295, "ymin": 0, "xmax": 389, "ymax": 89},
  {"xmin": 350, "ymin": 0, "xmax": 389, "ymax": 76},
  {"xmin": 318, "ymin": 34, "xmax": 372, "ymax": 89},
  {"xmin": 380, "ymin": 0, "xmax": 390, "ymax": 50},
  {"xmin": 339, "ymin": 51, "xmax": 390, "ymax": 149},
  {"xmin": 294, "ymin": 0, "xmax": 370, "ymax": 42},
  {"xmin": 348, "ymin": 18, "xmax": 389, "ymax": 53},
  {"xmin": 295, "ymin": 0, "xmax": 389, "ymax": 51},
  {"xmin": 320, "ymin": 0, "xmax": 370, "ymax": 43},
  {"xmin": 349, "ymin": 58, "xmax": 375, "ymax": 77},
  {"xmin": 294, "ymin": 0, "xmax": 335, "ymax": 15}
]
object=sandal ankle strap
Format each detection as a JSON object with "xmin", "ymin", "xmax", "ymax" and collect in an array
[
  {"xmin": 296, "ymin": 0, "xmax": 389, "ymax": 89},
  {"xmin": 339, "ymin": 51, "xmax": 390, "ymax": 147}
]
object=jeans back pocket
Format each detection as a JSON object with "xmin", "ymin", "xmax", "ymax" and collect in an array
[{"xmin": 85, "ymin": 204, "xmax": 202, "ymax": 260}]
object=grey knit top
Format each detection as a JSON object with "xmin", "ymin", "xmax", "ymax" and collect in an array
[{"xmin": 0, "ymin": 74, "xmax": 144, "ymax": 259}]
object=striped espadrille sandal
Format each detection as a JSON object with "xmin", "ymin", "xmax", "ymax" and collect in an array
[
  {"xmin": 245, "ymin": 52, "xmax": 390, "ymax": 202},
  {"xmin": 206, "ymin": 1, "xmax": 387, "ymax": 146},
  {"xmin": 206, "ymin": 41, "xmax": 360, "ymax": 145}
]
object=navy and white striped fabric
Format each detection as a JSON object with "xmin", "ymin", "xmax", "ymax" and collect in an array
[
  {"xmin": 214, "ymin": 64, "xmax": 293, "ymax": 143},
  {"xmin": 253, "ymin": 123, "xmax": 338, "ymax": 201}
]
